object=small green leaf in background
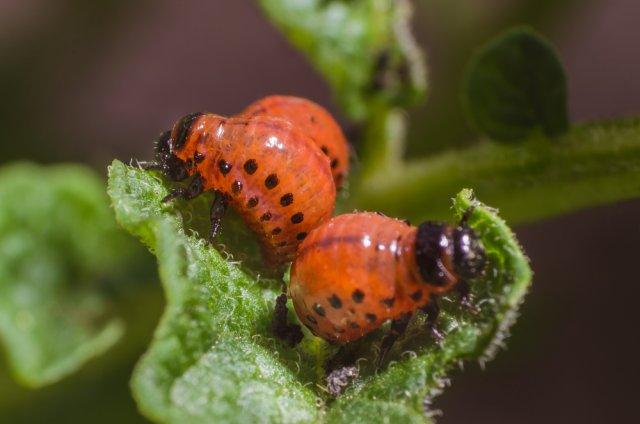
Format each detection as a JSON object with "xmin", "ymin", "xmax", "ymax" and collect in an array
[
  {"xmin": 0, "ymin": 163, "xmax": 140, "ymax": 387},
  {"xmin": 464, "ymin": 26, "xmax": 569, "ymax": 142},
  {"xmin": 257, "ymin": 0, "xmax": 427, "ymax": 120},
  {"xmin": 108, "ymin": 160, "xmax": 531, "ymax": 423}
]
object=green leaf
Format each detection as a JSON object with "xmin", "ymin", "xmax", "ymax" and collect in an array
[
  {"xmin": 108, "ymin": 161, "xmax": 320, "ymax": 423},
  {"xmin": 257, "ymin": 0, "xmax": 427, "ymax": 120},
  {"xmin": 0, "ymin": 163, "xmax": 138, "ymax": 387},
  {"xmin": 354, "ymin": 117, "xmax": 640, "ymax": 225},
  {"xmin": 108, "ymin": 160, "xmax": 530, "ymax": 423},
  {"xmin": 464, "ymin": 26, "xmax": 569, "ymax": 142}
]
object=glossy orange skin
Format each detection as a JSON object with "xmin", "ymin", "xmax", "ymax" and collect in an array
[
  {"xmin": 171, "ymin": 113, "xmax": 336, "ymax": 266},
  {"xmin": 242, "ymin": 95, "xmax": 349, "ymax": 188},
  {"xmin": 289, "ymin": 213, "xmax": 460, "ymax": 344}
]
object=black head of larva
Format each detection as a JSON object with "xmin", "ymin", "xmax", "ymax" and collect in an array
[
  {"xmin": 156, "ymin": 130, "xmax": 172, "ymax": 156},
  {"xmin": 452, "ymin": 225, "xmax": 486, "ymax": 279},
  {"xmin": 414, "ymin": 220, "xmax": 486, "ymax": 286},
  {"xmin": 153, "ymin": 113, "xmax": 203, "ymax": 182},
  {"xmin": 414, "ymin": 222, "xmax": 450, "ymax": 286},
  {"xmin": 153, "ymin": 130, "xmax": 188, "ymax": 181}
]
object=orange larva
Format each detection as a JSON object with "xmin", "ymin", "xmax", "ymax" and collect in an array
[
  {"xmin": 143, "ymin": 112, "xmax": 336, "ymax": 267},
  {"xmin": 288, "ymin": 212, "xmax": 486, "ymax": 351},
  {"xmin": 241, "ymin": 95, "xmax": 350, "ymax": 188}
]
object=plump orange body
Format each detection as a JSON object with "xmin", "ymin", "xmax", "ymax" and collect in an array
[
  {"xmin": 172, "ymin": 114, "xmax": 336, "ymax": 265},
  {"xmin": 242, "ymin": 95, "xmax": 349, "ymax": 188},
  {"xmin": 289, "ymin": 213, "xmax": 461, "ymax": 344}
]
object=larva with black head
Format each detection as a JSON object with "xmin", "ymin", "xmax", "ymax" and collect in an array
[
  {"xmin": 143, "ymin": 111, "xmax": 336, "ymax": 267},
  {"xmin": 287, "ymin": 212, "xmax": 486, "ymax": 357}
]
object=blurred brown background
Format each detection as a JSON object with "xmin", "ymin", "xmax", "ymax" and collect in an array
[{"xmin": 1, "ymin": 0, "xmax": 639, "ymax": 422}]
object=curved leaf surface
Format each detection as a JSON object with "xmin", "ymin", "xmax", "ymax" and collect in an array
[{"xmin": 108, "ymin": 161, "xmax": 531, "ymax": 423}]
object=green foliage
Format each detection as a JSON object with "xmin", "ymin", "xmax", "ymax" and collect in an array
[
  {"xmin": 257, "ymin": 0, "xmax": 426, "ymax": 120},
  {"xmin": 108, "ymin": 160, "xmax": 531, "ymax": 423},
  {"xmin": 0, "ymin": 163, "xmax": 140, "ymax": 387},
  {"xmin": 464, "ymin": 27, "xmax": 569, "ymax": 142}
]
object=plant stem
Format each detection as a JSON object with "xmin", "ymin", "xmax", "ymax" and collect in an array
[{"xmin": 352, "ymin": 116, "xmax": 640, "ymax": 224}]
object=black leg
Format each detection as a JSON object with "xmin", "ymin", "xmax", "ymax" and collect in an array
[
  {"xmin": 209, "ymin": 190, "xmax": 229, "ymax": 243},
  {"xmin": 162, "ymin": 173, "xmax": 205, "ymax": 203},
  {"xmin": 377, "ymin": 312, "xmax": 412, "ymax": 368},
  {"xmin": 186, "ymin": 173, "xmax": 205, "ymax": 197},
  {"xmin": 271, "ymin": 293, "xmax": 304, "ymax": 347},
  {"xmin": 162, "ymin": 187, "xmax": 188, "ymax": 202},
  {"xmin": 272, "ymin": 294, "xmax": 288, "ymax": 335},
  {"xmin": 421, "ymin": 300, "xmax": 444, "ymax": 342},
  {"xmin": 459, "ymin": 206, "xmax": 475, "ymax": 226},
  {"xmin": 455, "ymin": 280, "xmax": 480, "ymax": 314},
  {"xmin": 139, "ymin": 161, "xmax": 163, "ymax": 171}
]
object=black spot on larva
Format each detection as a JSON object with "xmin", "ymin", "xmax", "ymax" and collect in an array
[
  {"xmin": 246, "ymin": 196, "xmax": 259, "ymax": 208},
  {"xmin": 260, "ymin": 211, "xmax": 272, "ymax": 222},
  {"xmin": 296, "ymin": 232, "xmax": 307, "ymax": 241},
  {"xmin": 277, "ymin": 241, "xmax": 287, "ymax": 247},
  {"xmin": 410, "ymin": 290, "xmax": 423, "ymax": 302},
  {"xmin": 352, "ymin": 289, "xmax": 364, "ymax": 303},
  {"xmin": 280, "ymin": 193, "xmax": 293, "ymax": 206},
  {"xmin": 330, "ymin": 158, "xmax": 339, "ymax": 169},
  {"xmin": 306, "ymin": 315, "xmax": 318, "ymax": 325},
  {"xmin": 313, "ymin": 303, "xmax": 326, "ymax": 317},
  {"xmin": 265, "ymin": 173, "xmax": 279, "ymax": 189},
  {"xmin": 310, "ymin": 115, "xmax": 317, "ymax": 124},
  {"xmin": 291, "ymin": 212, "xmax": 304, "ymax": 224},
  {"xmin": 333, "ymin": 325, "xmax": 346, "ymax": 334},
  {"xmin": 156, "ymin": 130, "xmax": 171, "ymax": 155},
  {"xmin": 321, "ymin": 145, "xmax": 329, "ymax": 155},
  {"xmin": 271, "ymin": 227, "xmax": 282, "ymax": 235},
  {"xmin": 244, "ymin": 159, "xmax": 258, "ymax": 174},
  {"xmin": 349, "ymin": 322, "xmax": 360, "ymax": 329},
  {"xmin": 381, "ymin": 297, "xmax": 395, "ymax": 308},
  {"xmin": 218, "ymin": 160, "xmax": 231, "ymax": 175},
  {"xmin": 365, "ymin": 313, "xmax": 377, "ymax": 323},
  {"xmin": 194, "ymin": 151, "xmax": 205, "ymax": 163},
  {"xmin": 328, "ymin": 294, "xmax": 342, "ymax": 309},
  {"xmin": 231, "ymin": 180, "xmax": 243, "ymax": 194},
  {"xmin": 185, "ymin": 158, "xmax": 194, "ymax": 170}
]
